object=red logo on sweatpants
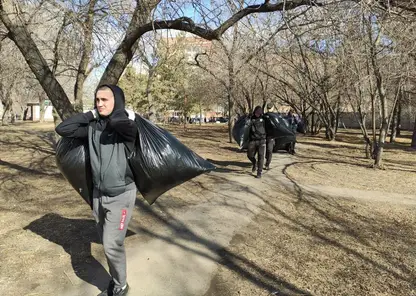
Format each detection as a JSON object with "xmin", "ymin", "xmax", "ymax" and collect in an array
[{"xmin": 119, "ymin": 209, "xmax": 127, "ymax": 230}]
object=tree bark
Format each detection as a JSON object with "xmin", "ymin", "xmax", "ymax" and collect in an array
[
  {"xmin": 0, "ymin": 5, "xmax": 75, "ymax": 120},
  {"xmin": 227, "ymin": 63, "xmax": 235, "ymax": 144},
  {"xmin": 39, "ymin": 96, "xmax": 46, "ymax": 122},
  {"xmin": 396, "ymin": 97, "xmax": 402, "ymax": 136},
  {"xmin": 1, "ymin": 104, "xmax": 10, "ymax": 125},
  {"xmin": 146, "ymin": 68, "xmax": 156, "ymax": 122},
  {"xmin": 389, "ymin": 96, "xmax": 399, "ymax": 143},
  {"xmin": 73, "ymin": 0, "xmax": 97, "ymax": 112},
  {"xmin": 411, "ymin": 116, "xmax": 416, "ymax": 148},
  {"xmin": 311, "ymin": 110, "xmax": 315, "ymax": 135}
]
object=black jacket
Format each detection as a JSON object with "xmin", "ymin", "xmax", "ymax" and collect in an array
[{"xmin": 55, "ymin": 85, "xmax": 137, "ymax": 196}]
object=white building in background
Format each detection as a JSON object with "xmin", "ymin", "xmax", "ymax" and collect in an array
[{"xmin": 25, "ymin": 101, "xmax": 54, "ymax": 121}]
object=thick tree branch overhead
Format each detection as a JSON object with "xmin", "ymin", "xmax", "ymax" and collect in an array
[
  {"xmin": 99, "ymin": 0, "xmax": 323, "ymax": 84},
  {"xmin": 138, "ymin": 0, "xmax": 323, "ymax": 40}
]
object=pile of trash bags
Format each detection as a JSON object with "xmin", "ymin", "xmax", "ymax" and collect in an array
[
  {"xmin": 56, "ymin": 113, "xmax": 215, "ymax": 207},
  {"xmin": 232, "ymin": 112, "xmax": 296, "ymax": 152}
]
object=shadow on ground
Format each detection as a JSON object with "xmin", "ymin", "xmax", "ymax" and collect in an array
[{"xmin": 24, "ymin": 213, "xmax": 135, "ymax": 291}]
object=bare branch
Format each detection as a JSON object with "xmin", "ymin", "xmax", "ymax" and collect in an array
[
  {"xmin": 100, "ymin": 0, "xmax": 324, "ymax": 84},
  {"xmin": 139, "ymin": 1, "xmax": 323, "ymax": 41},
  {"xmin": 191, "ymin": 52, "xmax": 228, "ymax": 88}
]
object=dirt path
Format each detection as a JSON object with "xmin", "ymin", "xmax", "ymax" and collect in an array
[{"xmin": 62, "ymin": 170, "xmax": 286, "ymax": 295}]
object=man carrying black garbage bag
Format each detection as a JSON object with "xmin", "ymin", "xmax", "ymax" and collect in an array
[
  {"xmin": 55, "ymin": 85, "xmax": 136, "ymax": 296},
  {"xmin": 247, "ymin": 105, "xmax": 267, "ymax": 179}
]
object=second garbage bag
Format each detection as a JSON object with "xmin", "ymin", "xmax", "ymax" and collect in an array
[
  {"xmin": 232, "ymin": 116, "xmax": 250, "ymax": 150},
  {"xmin": 128, "ymin": 114, "xmax": 216, "ymax": 205},
  {"xmin": 55, "ymin": 137, "xmax": 93, "ymax": 208}
]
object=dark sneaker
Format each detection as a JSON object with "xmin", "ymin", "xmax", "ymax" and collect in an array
[
  {"xmin": 113, "ymin": 284, "xmax": 129, "ymax": 296},
  {"xmin": 97, "ymin": 280, "xmax": 115, "ymax": 296},
  {"xmin": 256, "ymin": 173, "xmax": 262, "ymax": 179}
]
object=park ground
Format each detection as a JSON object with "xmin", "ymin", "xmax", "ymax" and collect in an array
[{"xmin": 0, "ymin": 122, "xmax": 415, "ymax": 296}]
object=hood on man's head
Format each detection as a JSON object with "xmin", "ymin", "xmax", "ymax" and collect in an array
[
  {"xmin": 94, "ymin": 84, "xmax": 125, "ymax": 114},
  {"xmin": 253, "ymin": 105, "xmax": 263, "ymax": 115}
]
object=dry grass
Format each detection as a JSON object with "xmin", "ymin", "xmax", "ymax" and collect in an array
[{"xmin": 285, "ymin": 129, "xmax": 416, "ymax": 195}]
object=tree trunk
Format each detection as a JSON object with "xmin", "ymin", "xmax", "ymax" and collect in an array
[
  {"xmin": 0, "ymin": 7, "xmax": 75, "ymax": 120},
  {"xmin": 1, "ymin": 90, "xmax": 12, "ymax": 125},
  {"xmin": 367, "ymin": 16, "xmax": 387, "ymax": 168},
  {"xmin": 10, "ymin": 108, "xmax": 15, "ymax": 124},
  {"xmin": 227, "ymin": 48, "xmax": 235, "ymax": 144},
  {"xmin": 411, "ymin": 116, "xmax": 416, "ymax": 148},
  {"xmin": 373, "ymin": 79, "xmax": 388, "ymax": 167},
  {"xmin": 371, "ymin": 93, "xmax": 377, "ymax": 145},
  {"xmin": 389, "ymin": 99, "xmax": 399, "ymax": 143},
  {"xmin": 325, "ymin": 126, "xmax": 335, "ymax": 141},
  {"xmin": 375, "ymin": 119, "xmax": 388, "ymax": 167},
  {"xmin": 364, "ymin": 136, "xmax": 372, "ymax": 159},
  {"xmin": 98, "ymin": 4, "xmax": 147, "ymax": 85},
  {"xmin": 227, "ymin": 92, "xmax": 233, "ymax": 143},
  {"xmin": 146, "ymin": 69, "xmax": 156, "ymax": 122},
  {"xmin": 39, "ymin": 96, "xmax": 46, "ymax": 122},
  {"xmin": 396, "ymin": 97, "xmax": 402, "ymax": 136},
  {"xmin": 311, "ymin": 110, "xmax": 315, "ymax": 135},
  {"xmin": 73, "ymin": 0, "xmax": 97, "ymax": 112},
  {"xmin": 1, "ymin": 106, "xmax": 9, "ymax": 125}
]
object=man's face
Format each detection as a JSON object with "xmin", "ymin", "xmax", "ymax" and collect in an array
[
  {"xmin": 254, "ymin": 109, "xmax": 262, "ymax": 117},
  {"xmin": 96, "ymin": 89, "xmax": 115, "ymax": 116}
]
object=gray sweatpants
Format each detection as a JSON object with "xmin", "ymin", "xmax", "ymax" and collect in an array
[{"xmin": 92, "ymin": 188, "xmax": 136, "ymax": 289}]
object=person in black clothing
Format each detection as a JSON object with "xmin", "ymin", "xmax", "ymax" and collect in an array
[
  {"xmin": 287, "ymin": 110, "xmax": 298, "ymax": 133},
  {"xmin": 55, "ymin": 85, "xmax": 136, "ymax": 296},
  {"xmin": 247, "ymin": 106, "xmax": 267, "ymax": 178}
]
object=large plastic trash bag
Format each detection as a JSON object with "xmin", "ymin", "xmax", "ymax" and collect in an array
[
  {"xmin": 55, "ymin": 137, "xmax": 93, "ymax": 208},
  {"xmin": 232, "ymin": 116, "xmax": 250, "ymax": 150},
  {"xmin": 128, "ymin": 114, "xmax": 216, "ymax": 205},
  {"xmin": 297, "ymin": 119, "xmax": 306, "ymax": 134},
  {"xmin": 264, "ymin": 112, "xmax": 296, "ymax": 152},
  {"xmin": 264, "ymin": 113, "xmax": 295, "ymax": 138}
]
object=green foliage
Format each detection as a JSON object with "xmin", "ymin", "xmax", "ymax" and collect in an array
[
  {"xmin": 119, "ymin": 66, "xmax": 148, "ymax": 111},
  {"xmin": 120, "ymin": 34, "xmax": 201, "ymax": 117}
]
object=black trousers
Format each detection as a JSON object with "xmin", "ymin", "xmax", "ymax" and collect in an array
[
  {"xmin": 247, "ymin": 139, "xmax": 266, "ymax": 174},
  {"xmin": 265, "ymin": 138, "xmax": 274, "ymax": 167}
]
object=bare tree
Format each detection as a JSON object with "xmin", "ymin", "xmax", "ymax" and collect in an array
[{"xmin": 1, "ymin": 0, "xmax": 328, "ymax": 120}]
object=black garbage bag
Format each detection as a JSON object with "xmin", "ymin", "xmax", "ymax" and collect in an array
[
  {"xmin": 264, "ymin": 113, "xmax": 295, "ymax": 138},
  {"xmin": 297, "ymin": 120, "xmax": 306, "ymax": 134},
  {"xmin": 128, "ymin": 115, "xmax": 216, "ymax": 205},
  {"xmin": 55, "ymin": 137, "xmax": 93, "ymax": 208},
  {"xmin": 264, "ymin": 113, "xmax": 296, "ymax": 152},
  {"xmin": 232, "ymin": 116, "xmax": 250, "ymax": 150}
]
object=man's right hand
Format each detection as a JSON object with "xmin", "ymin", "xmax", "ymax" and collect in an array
[
  {"xmin": 84, "ymin": 109, "xmax": 98, "ymax": 119},
  {"xmin": 91, "ymin": 109, "xmax": 98, "ymax": 119}
]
